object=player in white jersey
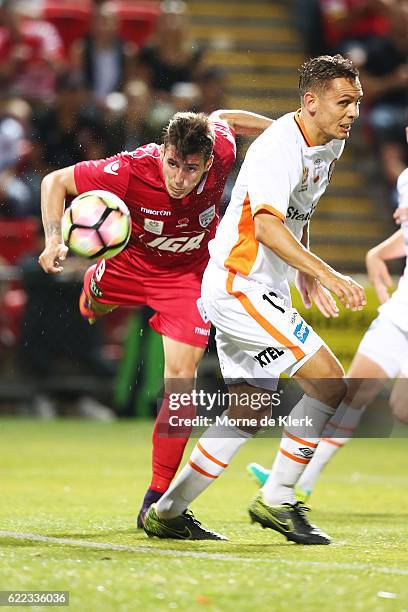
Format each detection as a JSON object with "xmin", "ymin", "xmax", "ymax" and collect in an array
[
  {"xmin": 248, "ymin": 165, "xmax": 408, "ymax": 502},
  {"xmin": 143, "ymin": 55, "xmax": 366, "ymax": 544}
]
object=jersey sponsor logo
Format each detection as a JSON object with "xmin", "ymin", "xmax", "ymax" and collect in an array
[
  {"xmin": 144, "ymin": 218, "xmax": 164, "ymax": 235},
  {"xmin": 195, "ymin": 326, "xmax": 210, "ymax": 336},
  {"xmin": 176, "ymin": 217, "xmax": 189, "ymax": 228},
  {"xmin": 314, "ymin": 158, "xmax": 323, "ymax": 169},
  {"xmin": 147, "ymin": 232, "xmax": 206, "ymax": 253},
  {"xmin": 294, "ymin": 321, "xmax": 309, "ymax": 344},
  {"xmin": 199, "ymin": 205, "xmax": 215, "ymax": 228},
  {"xmin": 196, "ymin": 298, "xmax": 209, "ymax": 323},
  {"xmin": 141, "ymin": 207, "xmax": 171, "ymax": 217},
  {"xmin": 104, "ymin": 160, "xmax": 120, "ymax": 175},
  {"xmin": 286, "ymin": 205, "xmax": 316, "ymax": 222},
  {"xmin": 253, "ymin": 346, "xmax": 284, "ymax": 367}
]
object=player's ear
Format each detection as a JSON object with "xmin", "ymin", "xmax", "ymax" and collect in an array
[
  {"xmin": 160, "ymin": 144, "xmax": 165, "ymax": 160},
  {"xmin": 304, "ymin": 92, "xmax": 317, "ymax": 115},
  {"xmin": 205, "ymin": 155, "xmax": 214, "ymax": 172}
]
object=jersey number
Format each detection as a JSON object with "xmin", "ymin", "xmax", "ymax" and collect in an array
[{"xmin": 262, "ymin": 291, "xmax": 285, "ymax": 313}]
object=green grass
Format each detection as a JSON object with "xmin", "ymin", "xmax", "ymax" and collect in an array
[{"xmin": 1, "ymin": 419, "xmax": 408, "ymax": 612}]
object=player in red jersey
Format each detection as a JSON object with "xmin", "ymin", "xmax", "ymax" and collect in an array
[{"xmin": 38, "ymin": 109, "xmax": 273, "ymax": 526}]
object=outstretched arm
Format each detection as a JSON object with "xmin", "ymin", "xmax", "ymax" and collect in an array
[
  {"xmin": 295, "ymin": 223, "xmax": 340, "ymax": 318},
  {"xmin": 39, "ymin": 165, "xmax": 78, "ymax": 274},
  {"xmin": 209, "ymin": 109, "xmax": 273, "ymax": 136},
  {"xmin": 365, "ymin": 229, "xmax": 405, "ymax": 303},
  {"xmin": 254, "ymin": 212, "xmax": 366, "ymax": 311}
]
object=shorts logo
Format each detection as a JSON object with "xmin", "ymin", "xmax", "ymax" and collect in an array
[
  {"xmin": 199, "ymin": 205, "xmax": 215, "ymax": 228},
  {"xmin": 104, "ymin": 160, "xmax": 120, "ymax": 175},
  {"xmin": 90, "ymin": 276, "xmax": 103, "ymax": 298},
  {"xmin": 254, "ymin": 346, "xmax": 284, "ymax": 367},
  {"xmin": 144, "ymin": 218, "xmax": 164, "ymax": 235},
  {"xmin": 196, "ymin": 298, "xmax": 209, "ymax": 323},
  {"xmin": 294, "ymin": 321, "xmax": 309, "ymax": 344},
  {"xmin": 195, "ymin": 326, "xmax": 210, "ymax": 336},
  {"xmin": 95, "ymin": 259, "xmax": 106, "ymax": 282}
]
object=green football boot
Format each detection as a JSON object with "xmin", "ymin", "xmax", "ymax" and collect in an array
[
  {"xmin": 247, "ymin": 462, "xmax": 270, "ymax": 486},
  {"xmin": 143, "ymin": 504, "xmax": 228, "ymax": 541},
  {"xmin": 247, "ymin": 463, "xmax": 312, "ymax": 504},
  {"xmin": 248, "ymin": 491, "xmax": 330, "ymax": 545}
]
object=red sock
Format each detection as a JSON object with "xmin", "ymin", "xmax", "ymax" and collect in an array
[{"xmin": 149, "ymin": 392, "xmax": 195, "ymax": 493}]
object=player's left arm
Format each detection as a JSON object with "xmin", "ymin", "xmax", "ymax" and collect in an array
[
  {"xmin": 365, "ymin": 229, "xmax": 405, "ymax": 303},
  {"xmin": 209, "ymin": 109, "xmax": 273, "ymax": 136},
  {"xmin": 295, "ymin": 222, "xmax": 340, "ymax": 318}
]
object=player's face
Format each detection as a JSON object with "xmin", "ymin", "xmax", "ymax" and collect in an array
[
  {"xmin": 160, "ymin": 145, "xmax": 213, "ymax": 199},
  {"xmin": 307, "ymin": 77, "xmax": 363, "ymax": 144}
]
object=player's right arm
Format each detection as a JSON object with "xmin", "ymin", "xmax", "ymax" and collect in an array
[
  {"xmin": 254, "ymin": 213, "xmax": 366, "ymax": 311},
  {"xmin": 39, "ymin": 166, "xmax": 77, "ymax": 274},
  {"xmin": 365, "ymin": 229, "xmax": 404, "ymax": 304},
  {"xmin": 210, "ymin": 109, "xmax": 273, "ymax": 136}
]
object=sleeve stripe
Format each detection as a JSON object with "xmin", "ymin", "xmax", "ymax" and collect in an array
[{"xmin": 253, "ymin": 204, "xmax": 285, "ymax": 222}]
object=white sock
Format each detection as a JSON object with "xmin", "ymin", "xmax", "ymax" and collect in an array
[
  {"xmin": 156, "ymin": 415, "xmax": 252, "ymax": 518},
  {"xmin": 262, "ymin": 394, "xmax": 335, "ymax": 505},
  {"xmin": 298, "ymin": 401, "xmax": 365, "ymax": 492}
]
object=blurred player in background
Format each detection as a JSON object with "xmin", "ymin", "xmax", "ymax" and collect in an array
[
  {"xmin": 248, "ymin": 162, "xmax": 408, "ymax": 501},
  {"xmin": 144, "ymin": 54, "xmax": 366, "ymax": 543},
  {"xmin": 38, "ymin": 108, "xmax": 273, "ymax": 527}
]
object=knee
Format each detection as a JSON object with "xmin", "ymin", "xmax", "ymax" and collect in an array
[
  {"xmin": 164, "ymin": 361, "xmax": 197, "ymax": 379},
  {"xmin": 319, "ymin": 378, "xmax": 347, "ymax": 408},
  {"xmin": 309, "ymin": 360, "xmax": 346, "ymax": 407}
]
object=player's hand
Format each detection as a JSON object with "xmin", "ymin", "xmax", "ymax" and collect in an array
[
  {"xmin": 318, "ymin": 268, "xmax": 366, "ymax": 311},
  {"xmin": 365, "ymin": 250, "xmax": 393, "ymax": 304},
  {"xmin": 38, "ymin": 242, "xmax": 68, "ymax": 274},
  {"xmin": 393, "ymin": 206, "xmax": 408, "ymax": 225},
  {"xmin": 295, "ymin": 271, "xmax": 339, "ymax": 318}
]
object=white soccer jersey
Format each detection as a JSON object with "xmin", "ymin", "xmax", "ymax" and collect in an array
[
  {"xmin": 379, "ymin": 167, "xmax": 408, "ymax": 330},
  {"xmin": 208, "ymin": 111, "xmax": 345, "ymax": 299}
]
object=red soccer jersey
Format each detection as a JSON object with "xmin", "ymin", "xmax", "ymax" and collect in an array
[{"xmin": 74, "ymin": 121, "xmax": 236, "ymax": 274}]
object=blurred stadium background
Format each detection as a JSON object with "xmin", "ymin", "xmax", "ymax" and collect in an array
[{"xmin": 0, "ymin": 0, "xmax": 404, "ymax": 418}]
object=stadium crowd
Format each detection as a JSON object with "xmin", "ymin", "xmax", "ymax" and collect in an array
[{"xmin": 1, "ymin": 0, "xmax": 408, "ymax": 418}]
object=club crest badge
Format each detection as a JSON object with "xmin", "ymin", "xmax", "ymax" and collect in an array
[{"xmin": 199, "ymin": 205, "xmax": 215, "ymax": 228}]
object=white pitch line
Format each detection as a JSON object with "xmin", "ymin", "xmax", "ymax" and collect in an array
[{"xmin": 1, "ymin": 530, "xmax": 408, "ymax": 577}]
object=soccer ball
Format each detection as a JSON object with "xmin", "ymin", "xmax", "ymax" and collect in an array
[{"xmin": 62, "ymin": 190, "xmax": 131, "ymax": 259}]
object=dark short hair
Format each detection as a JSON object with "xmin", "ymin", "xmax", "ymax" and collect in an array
[
  {"xmin": 163, "ymin": 112, "xmax": 215, "ymax": 162},
  {"xmin": 298, "ymin": 54, "xmax": 359, "ymax": 99}
]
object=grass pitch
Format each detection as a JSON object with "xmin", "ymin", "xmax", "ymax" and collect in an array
[{"xmin": 1, "ymin": 418, "xmax": 408, "ymax": 611}]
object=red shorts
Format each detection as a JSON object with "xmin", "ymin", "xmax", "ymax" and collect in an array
[{"xmin": 86, "ymin": 250, "xmax": 210, "ymax": 348}]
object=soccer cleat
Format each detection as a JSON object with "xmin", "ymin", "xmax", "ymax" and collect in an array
[
  {"xmin": 79, "ymin": 290, "xmax": 96, "ymax": 325},
  {"xmin": 247, "ymin": 462, "xmax": 270, "ymax": 487},
  {"xmin": 246, "ymin": 463, "xmax": 312, "ymax": 504},
  {"xmin": 295, "ymin": 484, "xmax": 312, "ymax": 505},
  {"xmin": 143, "ymin": 504, "xmax": 228, "ymax": 540},
  {"xmin": 136, "ymin": 489, "xmax": 163, "ymax": 529},
  {"xmin": 79, "ymin": 266, "xmax": 98, "ymax": 324},
  {"xmin": 248, "ymin": 491, "xmax": 330, "ymax": 545}
]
